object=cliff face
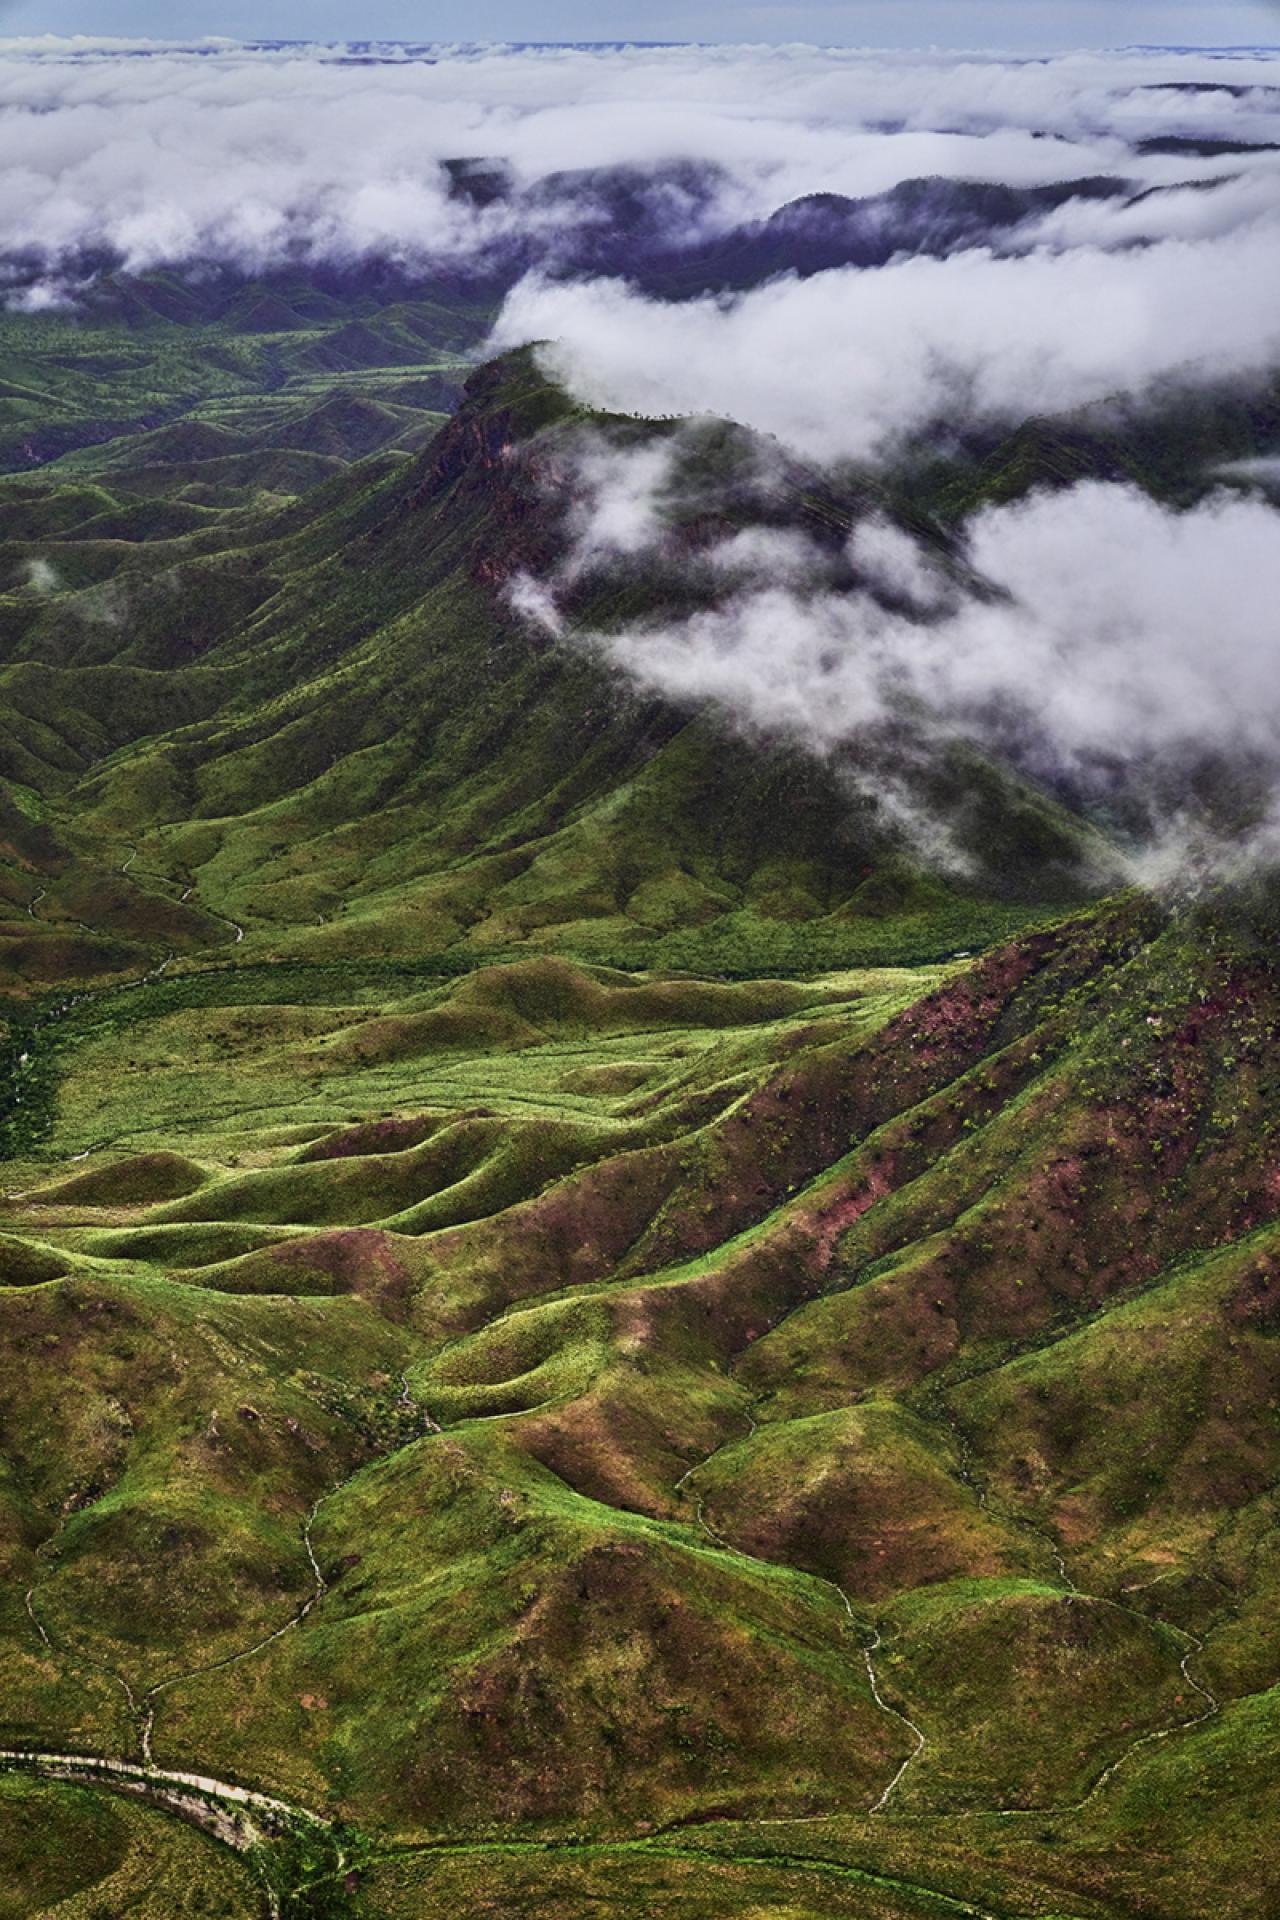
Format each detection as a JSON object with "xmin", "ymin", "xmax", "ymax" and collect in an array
[{"xmin": 407, "ymin": 353, "xmax": 575, "ymax": 592}]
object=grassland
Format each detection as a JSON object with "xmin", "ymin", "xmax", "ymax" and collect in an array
[
  {"xmin": 3, "ymin": 891, "xmax": 1279, "ymax": 1918},
  {"xmin": 0, "ymin": 1772, "xmax": 256, "ymax": 1917},
  {"xmin": 0, "ymin": 277, "xmax": 1277, "ymax": 1918}
]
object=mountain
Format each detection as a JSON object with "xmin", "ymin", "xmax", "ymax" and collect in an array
[
  {"xmin": 0, "ymin": 297, "xmax": 1279, "ymax": 1920},
  {"xmin": 1, "ymin": 346, "xmax": 1114, "ymax": 1007}
]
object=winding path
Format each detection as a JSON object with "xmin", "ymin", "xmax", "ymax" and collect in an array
[
  {"xmin": 0, "ymin": 1746, "xmax": 336, "ymax": 1919},
  {"xmin": 138, "ymin": 1494, "xmax": 333, "ymax": 1764},
  {"xmin": 1, "ymin": 1118, "xmax": 1229, "ymax": 1905},
  {"xmin": 7, "ymin": 1390, "xmax": 1224, "ymax": 1920},
  {"xmin": 675, "ymin": 1407, "xmax": 928, "ymax": 1813},
  {"xmin": 674, "ymin": 1388, "xmax": 1227, "ymax": 1825},
  {"xmin": 4, "ymin": 1372, "xmax": 457, "ymax": 1910},
  {"xmin": 119, "ymin": 846, "xmax": 245, "ymax": 942}
]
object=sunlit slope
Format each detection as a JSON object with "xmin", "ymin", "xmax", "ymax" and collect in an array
[{"xmin": 0, "ymin": 885, "xmax": 1278, "ymax": 1914}]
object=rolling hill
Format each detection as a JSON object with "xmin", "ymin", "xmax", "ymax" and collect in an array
[{"xmin": 0, "ymin": 275, "xmax": 1278, "ymax": 1920}]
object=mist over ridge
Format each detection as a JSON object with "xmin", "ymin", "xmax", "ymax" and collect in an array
[
  {"xmin": 2, "ymin": 36, "xmax": 1280, "ymax": 294},
  {"xmin": 3, "ymin": 32, "xmax": 1278, "ymax": 881}
]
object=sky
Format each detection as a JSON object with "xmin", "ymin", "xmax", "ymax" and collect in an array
[{"xmin": 0, "ymin": 1, "xmax": 1278, "ymax": 50}]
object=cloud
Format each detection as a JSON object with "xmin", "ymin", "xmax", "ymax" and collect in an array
[
  {"xmin": 1005, "ymin": 157, "xmax": 1280, "ymax": 251},
  {"xmin": 495, "ymin": 205, "xmax": 1280, "ymax": 463},
  {"xmin": 848, "ymin": 514, "xmax": 953, "ymax": 611},
  {"xmin": 537, "ymin": 423, "xmax": 794, "ymax": 585},
  {"xmin": 625, "ymin": 483, "xmax": 1280, "ymax": 766},
  {"xmin": 19, "ymin": 557, "xmax": 63, "ymax": 592},
  {"xmin": 1215, "ymin": 454, "xmax": 1280, "ymax": 486},
  {"xmin": 512, "ymin": 466, "xmax": 1280, "ymax": 868},
  {"xmin": 0, "ymin": 38, "xmax": 1278, "ymax": 287},
  {"xmin": 558, "ymin": 435, "xmax": 685, "ymax": 576}
]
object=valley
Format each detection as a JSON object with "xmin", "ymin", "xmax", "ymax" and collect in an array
[{"xmin": 1, "ymin": 66, "xmax": 1278, "ymax": 1912}]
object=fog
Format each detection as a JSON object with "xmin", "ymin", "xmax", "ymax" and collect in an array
[{"xmin": 1, "ymin": 38, "xmax": 1278, "ymax": 287}]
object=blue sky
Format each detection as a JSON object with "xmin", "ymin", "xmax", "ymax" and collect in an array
[{"xmin": 2, "ymin": 1, "xmax": 1277, "ymax": 50}]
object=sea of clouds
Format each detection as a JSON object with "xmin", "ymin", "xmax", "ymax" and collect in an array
[
  {"xmin": 2, "ymin": 38, "xmax": 1279, "ymax": 287},
  {"xmin": 4, "ymin": 36, "xmax": 1279, "ymax": 874}
]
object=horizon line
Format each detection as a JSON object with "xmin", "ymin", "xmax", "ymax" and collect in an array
[{"xmin": 2, "ymin": 33, "xmax": 1279, "ymax": 54}]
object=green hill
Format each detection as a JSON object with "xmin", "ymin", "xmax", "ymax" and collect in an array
[{"xmin": 0, "ymin": 305, "xmax": 1278, "ymax": 1919}]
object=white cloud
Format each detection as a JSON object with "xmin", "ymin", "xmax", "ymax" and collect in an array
[
  {"xmin": 512, "ymin": 477, "xmax": 1280, "ymax": 865},
  {"xmin": 0, "ymin": 39, "xmax": 1277, "ymax": 283},
  {"xmin": 19, "ymin": 557, "xmax": 63, "ymax": 591},
  {"xmin": 1215, "ymin": 454, "xmax": 1280, "ymax": 486},
  {"xmin": 708, "ymin": 524, "xmax": 834, "ymax": 586},
  {"xmin": 560, "ymin": 435, "xmax": 682, "ymax": 576},
  {"xmin": 1005, "ymin": 158, "xmax": 1280, "ymax": 251},
  {"xmin": 849, "ymin": 514, "xmax": 953, "ymax": 610},
  {"xmin": 496, "ymin": 209, "xmax": 1280, "ymax": 462}
]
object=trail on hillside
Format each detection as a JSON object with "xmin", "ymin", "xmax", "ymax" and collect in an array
[
  {"xmin": 9, "ymin": 1382, "xmax": 447, "ymax": 1908},
  {"xmin": 675, "ymin": 1406, "xmax": 929, "ymax": 1813},
  {"xmin": 673, "ymin": 1380, "xmax": 1226, "ymax": 1827},
  {"xmin": 9, "ymin": 1374, "xmax": 1225, "ymax": 1920},
  {"xmin": 136, "ymin": 1494, "xmax": 331, "ymax": 1766},
  {"xmin": 915, "ymin": 1391, "xmax": 1224, "ymax": 1818}
]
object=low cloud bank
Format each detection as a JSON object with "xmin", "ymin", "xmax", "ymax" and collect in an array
[
  {"xmin": 496, "ymin": 211, "xmax": 1280, "ymax": 463},
  {"xmin": 511, "ymin": 454, "xmax": 1280, "ymax": 874},
  {"xmin": 1, "ymin": 39, "xmax": 1278, "ymax": 292}
]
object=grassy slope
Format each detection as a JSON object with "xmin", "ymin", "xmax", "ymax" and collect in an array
[
  {"xmin": 0, "ymin": 344, "xmax": 1095, "ymax": 1008},
  {"xmin": 2, "ymin": 894, "xmax": 1278, "ymax": 1918},
  {"xmin": 0, "ymin": 1772, "xmax": 254, "ymax": 1917},
  {"xmin": 0, "ymin": 285, "xmax": 1278, "ymax": 1919}
]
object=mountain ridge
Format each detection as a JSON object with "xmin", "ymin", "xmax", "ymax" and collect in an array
[{"xmin": 1, "ymin": 253, "xmax": 1279, "ymax": 1917}]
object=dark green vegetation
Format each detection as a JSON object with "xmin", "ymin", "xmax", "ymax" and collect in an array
[
  {"xmin": 1, "ymin": 276, "xmax": 1278, "ymax": 1918},
  {"xmin": 0, "ymin": 267, "xmax": 482, "ymax": 475}
]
